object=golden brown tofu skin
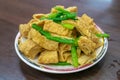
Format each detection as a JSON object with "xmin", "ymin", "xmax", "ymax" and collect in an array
[
  {"xmin": 90, "ymin": 34, "xmax": 103, "ymax": 48},
  {"xmin": 50, "ymin": 5, "xmax": 64, "ymax": 13},
  {"xmin": 75, "ymin": 14, "xmax": 101, "ymax": 37},
  {"xmin": 28, "ymin": 19, "xmax": 45, "ymax": 27},
  {"xmin": 61, "ymin": 20, "xmax": 77, "ymax": 26},
  {"xmin": 28, "ymin": 28, "xmax": 58, "ymax": 50},
  {"xmin": 78, "ymin": 36, "xmax": 96, "ymax": 55},
  {"xmin": 43, "ymin": 20, "xmax": 70, "ymax": 36},
  {"xmin": 19, "ymin": 24, "xmax": 31, "ymax": 38},
  {"xmin": 75, "ymin": 14, "xmax": 103, "ymax": 49},
  {"xmin": 18, "ymin": 39, "xmax": 41, "ymax": 59},
  {"xmin": 81, "ymin": 14, "xmax": 93, "ymax": 25},
  {"xmin": 32, "ymin": 14, "xmax": 45, "ymax": 19},
  {"xmin": 78, "ymin": 52, "xmax": 96, "ymax": 65},
  {"xmin": 51, "ymin": 6, "xmax": 77, "ymax": 13},
  {"xmin": 38, "ymin": 50, "xmax": 58, "ymax": 64},
  {"xmin": 76, "ymin": 17, "xmax": 91, "ymax": 37},
  {"xmin": 66, "ymin": 6, "xmax": 78, "ymax": 12},
  {"xmin": 58, "ymin": 44, "xmax": 71, "ymax": 62}
]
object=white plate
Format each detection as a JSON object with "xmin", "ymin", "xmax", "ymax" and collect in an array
[{"xmin": 14, "ymin": 27, "xmax": 108, "ymax": 74}]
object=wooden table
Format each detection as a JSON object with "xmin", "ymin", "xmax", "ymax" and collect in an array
[{"xmin": 0, "ymin": 0, "xmax": 120, "ymax": 80}]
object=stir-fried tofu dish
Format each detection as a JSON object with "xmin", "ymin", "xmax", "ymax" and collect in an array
[{"xmin": 18, "ymin": 5, "xmax": 106, "ymax": 67}]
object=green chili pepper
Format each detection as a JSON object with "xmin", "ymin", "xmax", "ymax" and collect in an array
[
  {"xmin": 96, "ymin": 33, "xmax": 110, "ymax": 38},
  {"xmin": 32, "ymin": 24, "xmax": 76, "ymax": 44},
  {"xmin": 39, "ymin": 6, "xmax": 77, "ymax": 22},
  {"xmin": 54, "ymin": 6, "xmax": 70, "ymax": 14},
  {"xmin": 32, "ymin": 24, "xmax": 51, "ymax": 37},
  {"xmin": 66, "ymin": 12, "xmax": 77, "ymax": 19},
  {"xmin": 74, "ymin": 37, "xmax": 80, "ymax": 46},
  {"xmin": 40, "ymin": 16, "xmax": 47, "ymax": 20},
  {"xmin": 54, "ymin": 6, "xmax": 77, "ymax": 19},
  {"xmin": 61, "ymin": 23, "xmax": 74, "ymax": 29},
  {"xmin": 48, "ymin": 36, "xmax": 75, "ymax": 44},
  {"xmin": 47, "ymin": 13, "xmax": 58, "ymax": 19},
  {"xmin": 71, "ymin": 45, "xmax": 79, "ymax": 67}
]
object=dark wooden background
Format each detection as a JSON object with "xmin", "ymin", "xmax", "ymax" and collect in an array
[{"xmin": 0, "ymin": 0, "xmax": 120, "ymax": 80}]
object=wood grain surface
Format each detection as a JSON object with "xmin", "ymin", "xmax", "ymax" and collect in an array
[{"xmin": 0, "ymin": 0, "xmax": 120, "ymax": 80}]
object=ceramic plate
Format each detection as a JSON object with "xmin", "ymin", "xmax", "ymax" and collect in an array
[{"xmin": 14, "ymin": 26, "xmax": 108, "ymax": 74}]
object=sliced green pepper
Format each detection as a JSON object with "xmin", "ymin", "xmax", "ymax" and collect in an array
[
  {"xmin": 54, "ymin": 6, "xmax": 70, "ymax": 14},
  {"xmin": 39, "ymin": 6, "xmax": 77, "ymax": 22},
  {"xmin": 96, "ymin": 33, "xmax": 110, "ymax": 38},
  {"xmin": 32, "ymin": 24, "xmax": 76, "ymax": 45},
  {"xmin": 61, "ymin": 23, "xmax": 74, "ymax": 29},
  {"xmin": 71, "ymin": 45, "xmax": 79, "ymax": 67}
]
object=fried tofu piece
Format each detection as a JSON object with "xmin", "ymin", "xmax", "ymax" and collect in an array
[
  {"xmin": 43, "ymin": 20, "xmax": 70, "ymax": 36},
  {"xmin": 62, "ymin": 20, "xmax": 77, "ymax": 26},
  {"xmin": 78, "ymin": 52, "xmax": 96, "ymax": 65},
  {"xmin": 28, "ymin": 28, "xmax": 58, "ymax": 50},
  {"xmin": 81, "ymin": 14, "xmax": 93, "ymax": 24},
  {"xmin": 32, "ymin": 14, "xmax": 45, "ymax": 19},
  {"xmin": 58, "ymin": 44, "xmax": 71, "ymax": 62},
  {"xmin": 66, "ymin": 6, "xmax": 78, "ymax": 12},
  {"xmin": 19, "ymin": 24, "xmax": 31, "ymax": 38},
  {"xmin": 51, "ymin": 5, "xmax": 64, "ymax": 13},
  {"xmin": 28, "ymin": 19, "xmax": 39, "ymax": 25},
  {"xmin": 90, "ymin": 34, "xmax": 103, "ymax": 48},
  {"xmin": 75, "ymin": 14, "xmax": 100, "ymax": 38},
  {"xmin": 78, "ymin": 36, "xmax": 96, "ymax": 55},
  {"xmin": 76, "ymin": 17, "xmax": 91, "ymax": 37},
  {"xmin": 51, "ymin": 6, "xmax": 77, "ymax": 13},
  {"xmin": 18, "ymin": 39, "xmax": 41, "ymax": 59},
  {"xmin": 89, "ymin": 25, "xmax": 101, "ymax": 34},
  {"xmin": 75, "ymin": 14, "xmax": 103, "ymax": 48},
  {"xmin": 38, "ymin": 50, "xmax": 58, "ymax": 64},
  {"xmin": 28, "ymin": 19, "xmax": 45, "ymax": 27}
]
